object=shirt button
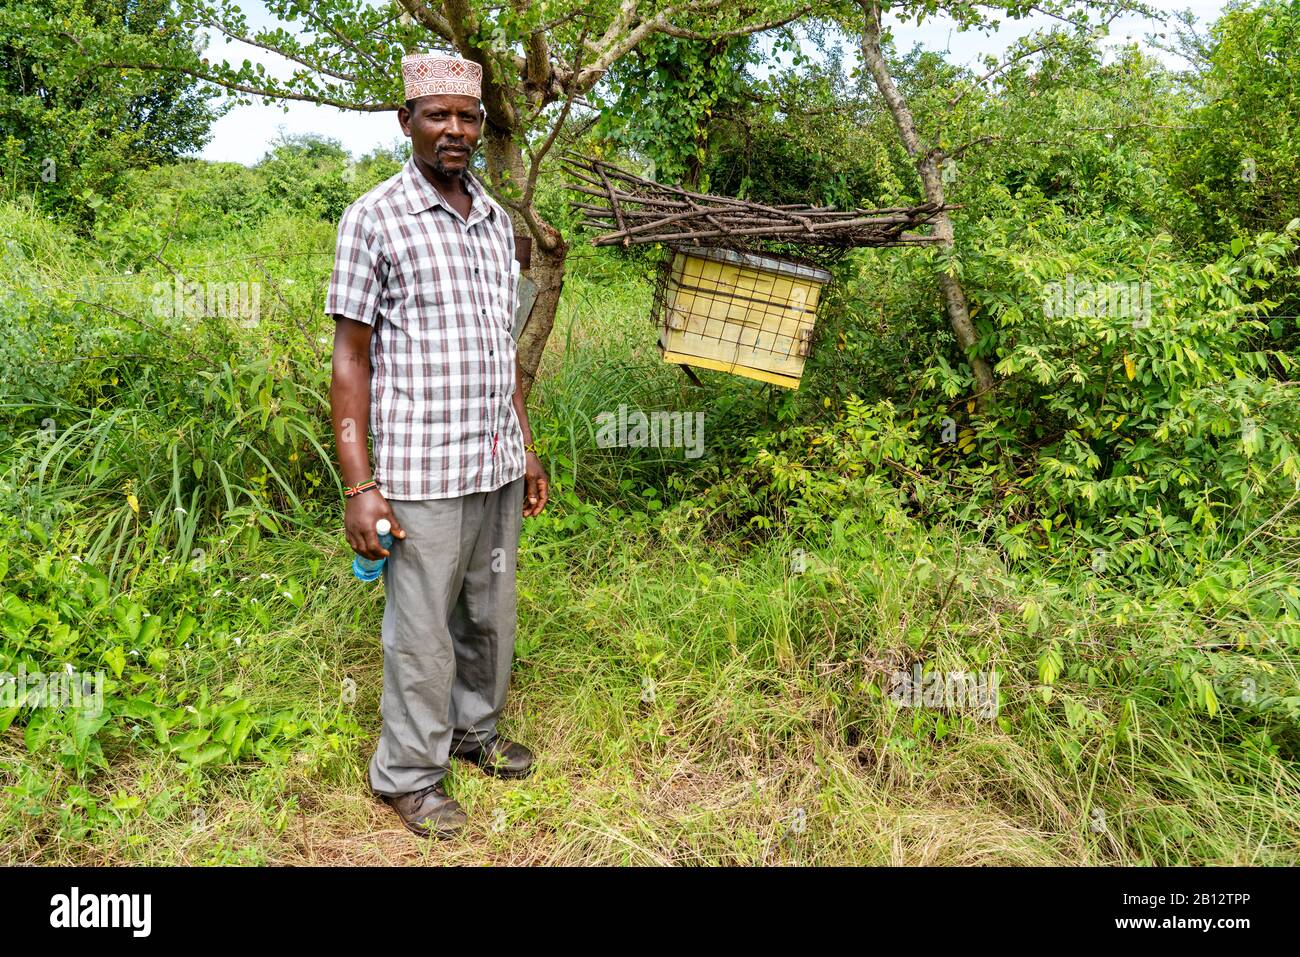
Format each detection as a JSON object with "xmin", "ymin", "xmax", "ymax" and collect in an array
[{"xmin": 474, "ymin": 267, "xmax": 480, "ymax": 274}]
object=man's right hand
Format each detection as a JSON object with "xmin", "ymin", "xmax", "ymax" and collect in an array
[{"xmin": 344, "ymin": 491, "xmax": 406, "ymax": 560}]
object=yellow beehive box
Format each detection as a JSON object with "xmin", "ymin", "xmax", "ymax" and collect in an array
[{"xmin": 656, "ymin": 246, "xmax": 830, "ymax": 389}]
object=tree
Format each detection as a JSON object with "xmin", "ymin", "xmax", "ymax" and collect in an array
[
  {"xmin": 701, "ymin": 37, "xmax": 903, "ymax": 209},
  {"xmin": 1169, "ymin": 0, "xmax": 1300, "ymax": 246},
  {"xmin": 593, "ymin": 32, "xmax": 761, "ymax": 191},
  {"xmin": 50, "ymin": 0, "xmax": 814, "ymax": 394},
  {"xmin": 0, "ymin": 0, "xmax": 219, "ymax": 221},
  {"xmin": 843, "ymin": 0, "xmax": 1152, "ymax": 406}
]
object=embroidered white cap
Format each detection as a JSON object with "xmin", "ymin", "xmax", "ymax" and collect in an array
[{"xmin": 401, "ymin": 52, "xmax": 483, "ymax": 101}]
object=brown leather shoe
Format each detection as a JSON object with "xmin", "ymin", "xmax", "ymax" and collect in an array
[
  {"xmin": 380, "ymin": 782, "xmax": 467, "ymax": 838},
  {"xmin": 454, "ymin": 737, "xmax": 534, "ymax": 779}
]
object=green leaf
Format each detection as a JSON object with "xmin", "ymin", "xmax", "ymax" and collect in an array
[
  {"xmin": 138, "ymin": 615, "xmax": 161, "ymax": 646},
  {"xmin": 179, "ymin": 744, "xmax": 227, "ymax": 766},
  {"xmin": 103, "ymin": 645, "xmax": 126, "ymax": 679}
]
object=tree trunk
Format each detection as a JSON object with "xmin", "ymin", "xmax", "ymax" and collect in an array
[
  {"xmin": 858, "ymin": 0, "xmax": 995, "ymax": 404},
  {"xmin": 481, "ymin": 121, "xmax": 568, "ymax": 399},
  {"xmin": 514, "ymin": 239, "xmax": 568, "ymax": 395}
]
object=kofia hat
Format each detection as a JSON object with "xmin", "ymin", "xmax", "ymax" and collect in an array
[{"xmin": 401, "ymin": 52, "xmax": 483, "ymax": 101}]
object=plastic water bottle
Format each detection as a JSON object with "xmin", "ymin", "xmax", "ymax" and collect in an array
[{"xmin": 352, "ymin": 518, "xmax": 395, "ymax": 582}]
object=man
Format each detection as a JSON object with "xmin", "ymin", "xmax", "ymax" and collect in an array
[{"xmin": 326, "ymin": 51, "xmax": 549, "ymax": 839}]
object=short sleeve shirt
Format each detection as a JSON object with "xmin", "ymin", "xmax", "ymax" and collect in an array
[{"xmin": 326, "ymin": 158, "xmax": 525, "ymax": 500}]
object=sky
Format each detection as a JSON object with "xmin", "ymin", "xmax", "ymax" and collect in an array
[{"xmin": 197, "ymin": 1, "xmax": 1229, "ymax": 166}]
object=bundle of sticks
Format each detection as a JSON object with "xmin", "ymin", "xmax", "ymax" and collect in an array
[{"xmin": 562, "ymin": 153, "xmax": 956, "ymax": 250}]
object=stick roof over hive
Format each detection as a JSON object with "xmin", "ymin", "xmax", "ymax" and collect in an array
[{"xmin": 562, "ymin": 153, "xmax": 957, "ymax": 256}]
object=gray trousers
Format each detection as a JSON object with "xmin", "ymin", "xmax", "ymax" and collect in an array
[{"xmin": 368, "ymin": 477, "xmax": 524, "ymax": 796}]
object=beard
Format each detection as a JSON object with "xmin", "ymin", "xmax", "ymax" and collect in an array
[{"xmin": 431, "ymin": 148, "xmax": 473, "ymax": 181}]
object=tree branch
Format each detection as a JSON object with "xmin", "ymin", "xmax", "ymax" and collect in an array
[
  {"xmin": 523, "ymin": 25, "xmax": 590, "ymax": 208},
  {"xmin": 857, "ymin": 0, "xmax": 995, "ymax": 403},
  {"xmin": 947, "ymin": 35, "xmax": 1065, "ymax": 108},
  {"xmin": 399, "ymin": 0, "xmax": 457, "ymax": 44},
  {"xmin": 655, "ymin": 4, "xmax": 814, "ymax": 41},
  {"xmin": 190, "ymin": 16, "xmax": 365, "ymax": 85},
  {"xmin": 100, "ymin": 57, "xmax": 394, "ymax": 110},
  {"xmin": 569, "ymin": 0, "xmax": 806, "ymax": 92}
]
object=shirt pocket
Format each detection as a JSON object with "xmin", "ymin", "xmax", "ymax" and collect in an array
[
  {"xmin": 402, "ymin": 276, "xmax": 453, "ymax": 385},
  {"xmin": 506, "ymin": 258, "xmax": 521, "ymax": 337},
  {"xmin": 411, "ymin": 273, "xmax": 452, "ymax": 315},
  {"xmin": 480, "ymin": 255, "xmax": 516, "ymax": 334},
  {"xmin": 409, "ymin": 272, "xmax": 466, "ymax": 352}
]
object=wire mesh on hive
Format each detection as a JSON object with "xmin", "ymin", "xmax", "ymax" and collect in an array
[
  {"xmin": 563, "ymin": 154, "xmax": 957, "ymax": 390},
  {"xmin": 652, "ymin": 246, "xmax": 829, "ymax": 389}
]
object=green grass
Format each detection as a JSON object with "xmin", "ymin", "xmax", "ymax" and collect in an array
[
  {"xmin": 5, "ymin": 510, "xmax": 1296, "ymax": 864},
  {"xmin": 1, "ymin": 193, "xmax": 1297, "ymax": 866}
]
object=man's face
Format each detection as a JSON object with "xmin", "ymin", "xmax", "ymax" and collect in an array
[{"xmin": 400, "ymin": 94, "xmax": 482, "ymax": 178}]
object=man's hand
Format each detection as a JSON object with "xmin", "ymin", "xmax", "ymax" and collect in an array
[
  {"xmin": 523, "ymin": 451, "xmax": 548, "ymax": 517},
  {"xmin": 332, "ymin": 316, "xmax": 400, "ymax": 559},
  {"xmin": 345, "ymin": 491, "xmax": 406, "ymax": 559}
]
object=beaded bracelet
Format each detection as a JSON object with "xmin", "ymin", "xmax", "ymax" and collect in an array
[
  {"xmin": 344, "ymin": 480, "xmax": 378, "ymax": 499},
  {"xmin": 524, "ymin": 441, "xmax": 539, "ymax": 455}
]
